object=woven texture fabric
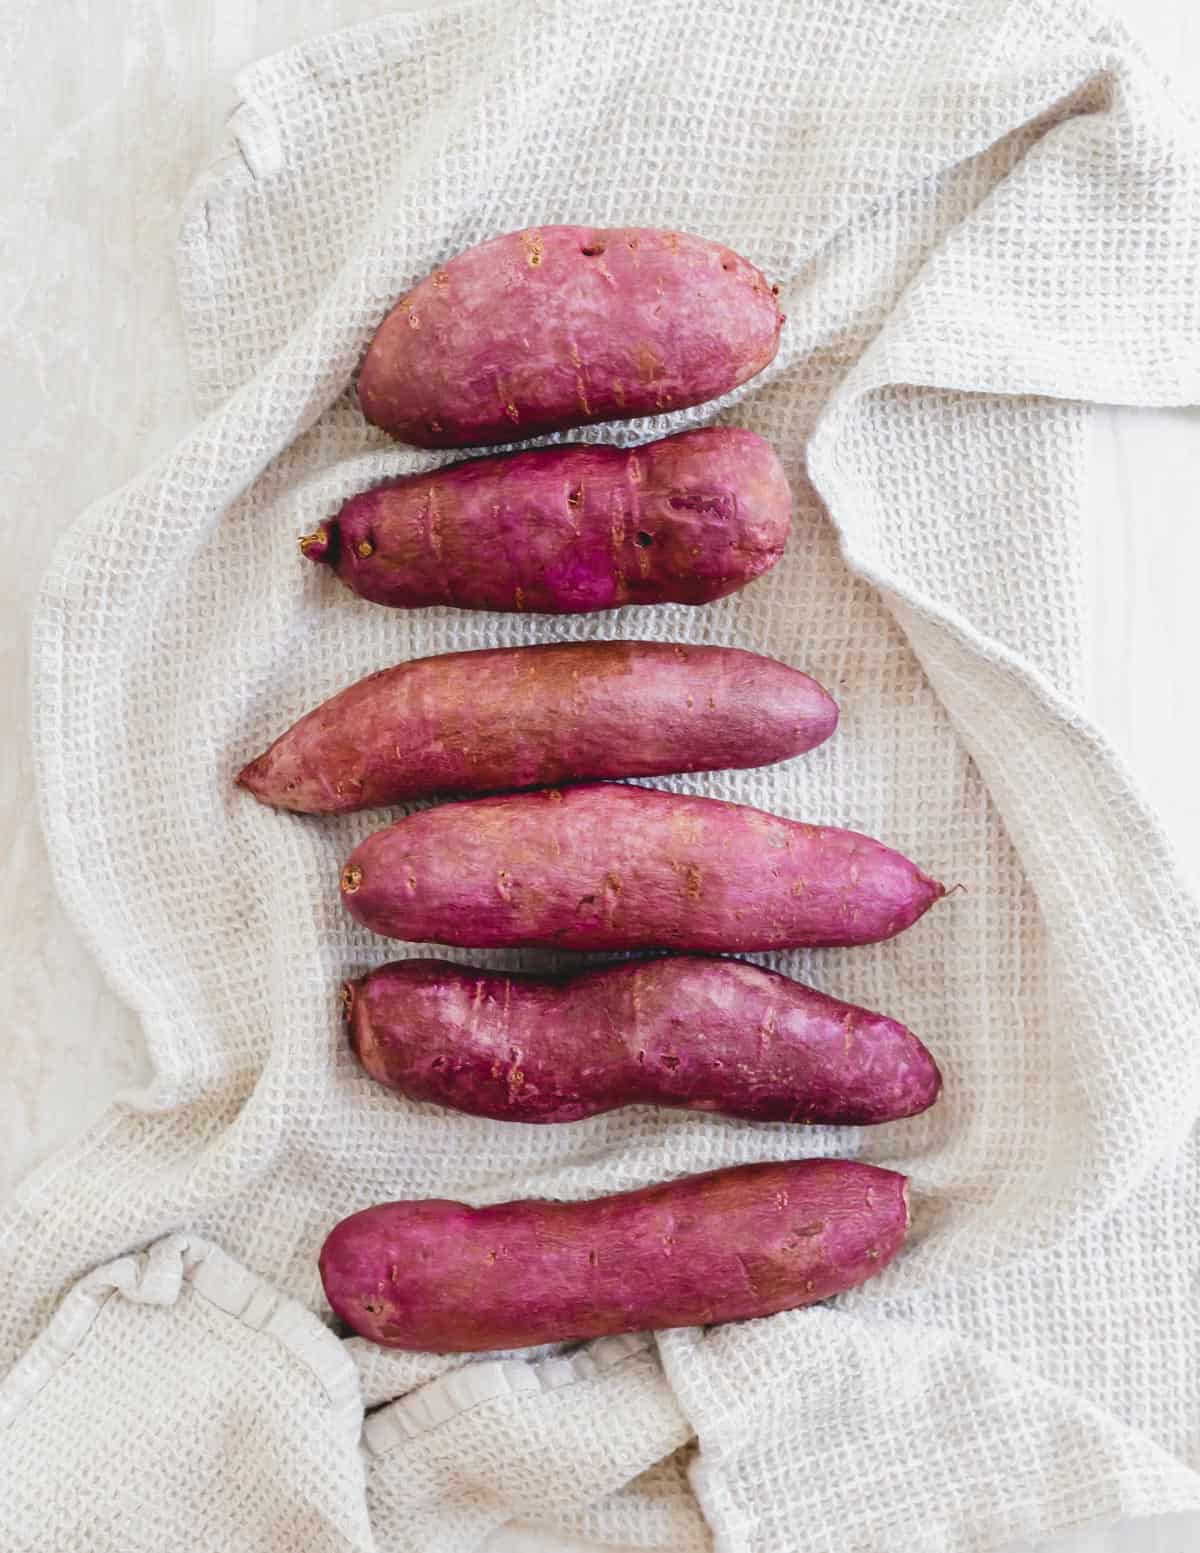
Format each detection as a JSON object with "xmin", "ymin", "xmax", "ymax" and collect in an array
[
  {"xmin": 4, "ymin": 0, "xmax": 1200, "ymax": 1549},
  {"xmin": 0, "ymin": 1238, "xmax": 371, "ymax": 1551}
]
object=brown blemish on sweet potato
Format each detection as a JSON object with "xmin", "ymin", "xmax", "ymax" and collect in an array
[{"xmin": 635, "ymin": 343, "xmax": 663, "ymax": 382}]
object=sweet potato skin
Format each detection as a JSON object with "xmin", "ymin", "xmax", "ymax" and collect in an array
[
  {"xmin": 237, "ymin": 641, "xmax": 837, "ymax": 815},
  {"xmin": 339, "ymin": 784, "xmax": 945, "ymax": 952},
  {"xmin": 318, "ymin": 1159, "xmax": 909, "ymax": 1351},
  {"xmin": 346, "ymin": 956, "xmax": 941, "ymax": 1125},
  {"xmin": 301, "ymin": 427, "xmax": 791, "ymax": 614},
  {"xmin": 356, "ymin": 225, "xmax": 784, "ymax": 448}
]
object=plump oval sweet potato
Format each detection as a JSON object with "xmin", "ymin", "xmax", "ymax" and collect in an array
[
  {"xmin": 346, "ymin": 956, "xmax": 941, "ymax": 1125},
  {"xmin": 356, "ymin": 226, "xmax": 785, "ymax": 448},
  {"xmin": 319, "ymin": 1159, "xmax": 909, "ymax": 1351},
  {"xmin": 237, "ymin": 641, "xmax": 837, "ymax": 815},
  {"xmin": 339, "ymin": 784, "xmax": 945, "ymax": 952},
  {"xmin": 300, "ymin": 426, "xmax": 791, "ymax": 614}
]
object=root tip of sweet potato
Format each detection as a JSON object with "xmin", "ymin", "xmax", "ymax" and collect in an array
[{"xmin": 299, "ymin": 524, "xmax": 335, "ymax": 564}]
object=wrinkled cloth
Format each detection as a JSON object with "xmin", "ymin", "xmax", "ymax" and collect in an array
[{"xmin": 4, "ymin": 0, "xmax": 1200, "ymax": 1549}]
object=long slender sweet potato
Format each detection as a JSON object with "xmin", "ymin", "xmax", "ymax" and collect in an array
[
  {"xmin": 300, "ymin": 426, "xmax": 791, "ymax": 614},
  {"xmin": 237, "ymin": 641, "xmax": 837, "ymax": 815},
  {"xmin": 319, "ymin": 1159, "xmax": 909, "ymax": 1351},
  {"xmin": 356, "ymin": 226, "xmax": 785, "ymax": 448},
  {"xmin": 339, "ymin": 784, "xmax": 945, "ymax": 952},
  {"xmin": 346, "ymin": 956, "xmax": 941, "ymax": 1125}
]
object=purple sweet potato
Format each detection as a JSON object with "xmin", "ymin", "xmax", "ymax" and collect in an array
[
  {"xmin": 299, "ymin": 426, "xmax": 791, "ymax": 614},
  {"xmin": 318, "ymin": 1159, "xmax": 909, "ymax": 1351},
  {"xmin": 339, "ymin": 784, "xmax": 945, "ymax": 952},
  {"xmin": 237, "ymin": 641, "xmax": 837, "ymax": 815},
  {"xmin": 346, "ymin": 956, "xmax": 941, "ymax": 1125},
  {"xmin": 356, "ymin": 226, "xmax": 785, "ymax": 448}
]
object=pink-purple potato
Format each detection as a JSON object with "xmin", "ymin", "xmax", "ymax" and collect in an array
[
  {"xmin": 346, "ymin": 956, "xmax": 941, "ymax": 1125},
  {"xmin": 237, "ymin": 641, "xmax": 837, "ymax": 815},
  {"xmin": 318, "ymin": 1159, "xmax": 909, "ymax": 1351},
  {"xmin": 299, "ymin": 427, "xmax": 791, "ymax": 613},
  {"xmin": 339, "ymin": 784, "xmax": 945, "ymax": 952},
  {"xmin": 356, "ymin": 225, "xmax": 785, "ymax": 448}
]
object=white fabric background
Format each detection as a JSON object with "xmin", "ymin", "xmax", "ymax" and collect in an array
[{"xmin": 2, "ymin": 1, "xmax": 1200, "ymax": 1549}]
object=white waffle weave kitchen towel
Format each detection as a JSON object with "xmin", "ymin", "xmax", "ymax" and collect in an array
[{"xmin": 4, "ymin": 0, "xmax": 1200, "ymax": 1549}]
